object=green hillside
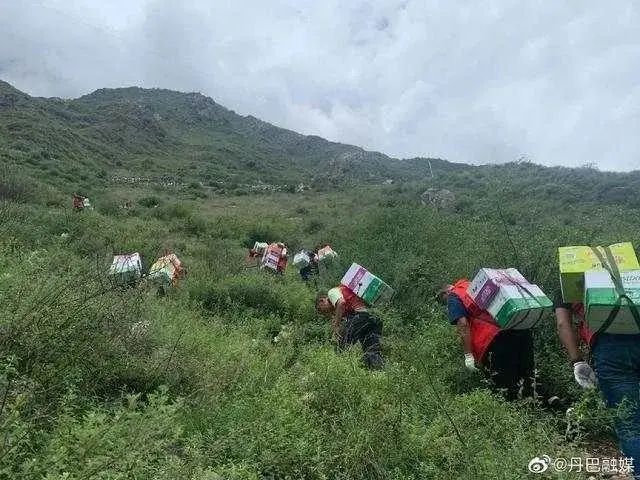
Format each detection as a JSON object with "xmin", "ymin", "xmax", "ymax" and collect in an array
[
  {"xmin": 1, "ymin": 79, "xmax": 639, "ymax": 479},
  {"xmin": 0, "ymin": 80, "xmax": 447, "ymax": 194}
]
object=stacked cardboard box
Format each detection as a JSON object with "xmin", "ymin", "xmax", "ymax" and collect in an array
[
  {"xmin": 341, "ymin": 263, "xmax": 394, "ymax": 305},
  {"xmin": 253, "ymin": 242, "xmax": 268, "ymax": 255},
  {"xmin": 148, "ymin": 254, "xmax": 183, "ymax": 288},
  {"xmin": 486, "ymin": 283, "xmax": 553, "ymax": 329},
  {"xmin": 559, "ymin": 243, "xmax": 639, "ymax": 302},
  {"xmin": 468, "ymin": 268, "xmax": 552, "ymax": 329},
  {"xmin": 584, "ymin": 270, "xmax": 640, "ymax": 334},
  {"xmin": 261, "ymin": 244, "xmax": 286, "ymax": 272},
  {"xmin": 318, "ymin": 246, "xmax": 338, "ymax": 262},
  {"xmin": 293, "ymin": 251, "xmax": 311, "ymax": 269},
  {"xmin": 109, "ymin": 253, "xmax": 142, "ymax": 285},
  {"xmin": 467, "ymin": 268, "xmax": 528, "ymax": 310}
]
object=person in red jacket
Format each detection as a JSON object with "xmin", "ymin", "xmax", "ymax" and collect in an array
[
  {"xmin": 316, "ymin": 285, "xmax": 384, "ymax": 369},
  {"xmin": 438, "ymin": 279, "xmax": 536, "ymax": 400}
]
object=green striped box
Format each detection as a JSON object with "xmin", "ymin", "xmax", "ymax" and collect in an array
[
  {"xmin": 486, "ymin": 284, "xmax": 552, "ymax": 329},
  {"xmin": 584, "ymin": 270, "xmax": 640, "ymax": 334},
  {"xmin": 109, "ymin": 253, "xmax": 142, "ymax": 286},
  {"xmin": 341, "ymin": 263, "xmax": 394, "ymax": 305}
]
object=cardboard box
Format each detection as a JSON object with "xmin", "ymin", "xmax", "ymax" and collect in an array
[
  {"xmin": 317, "ymin": 246, "xmax": 338, "ymax": 262},
  {"xmin": 109, "ymin": 253, "xmax": 142, "ymax": 285},
  {"xmin": 486, "ymin": 283, "xmax": 553, "ymax": 329},
  {"xmin": 261, "ymin": 244, "xmax": 285, "ymax": 272},
  {"xmin": 467, "ymin": 268, "xmax": 528, "ymax": 310},
  {"xmin": 340, "ymin": 263, "xmax": 394, "ymax": 305},
  {"xmin": 584, "ymin": 270, "xmax": 640, "ymax": 334},
  {"xmin": 559, "ymin": 243, "xmax": 639, "ymax": 302},
  {"xmin": 149, "ymin": 254, "xmax": 182, "ymax": 287},
  {"xmin": 253, "ymin": 242, "xmax": 268, "ymax": 255},
  {"xmin": 293, "ymin": 251, "xmax": 311, "ymax": 269}
]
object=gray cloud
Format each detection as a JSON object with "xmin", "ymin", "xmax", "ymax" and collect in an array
[{"xmin": 1, "ymin": 0, "xmax": 639, "ymax": 171}]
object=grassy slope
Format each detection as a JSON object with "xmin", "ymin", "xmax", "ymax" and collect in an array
[
  {"xmin": 2, "ymin": 79, "xmax": 640, "ymax": 479},
  {"xmin": 3, "ymin": 182, "xmax": 637, "ymax": 479},
  {"xmin": 0, "ymin": 80, "xmax": 447, "ymax": 194}
]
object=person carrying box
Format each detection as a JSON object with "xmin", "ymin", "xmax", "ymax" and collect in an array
[
  {"xmin": 315, "ymin": 285, "xmax": 384, "ymax": 370},
  {"xmin": 556, "ymin": 301, "xmax": 640, "ymax": 476},
  {"xmin": 260, "ymin": 242, "xmax": 288, "ymax": 274},
  {"xmin": 438, "ymin": 279, "xmax": 551, "ymax": 402},
  {"xmin": 295, "ymin": 249, "xmax": 319, "ymax": 282},
  {"xmin": 246, "ymin": 242, "xmax": 267, "ymax": 268},
  {"xmin": 556, "ymin": 250, "xmax": 640, "ymax": 473}
]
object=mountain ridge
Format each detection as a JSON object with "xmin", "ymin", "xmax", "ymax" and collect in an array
[
  {"xmin": 2, "ymin": 79, "xmax": 640, "ymax": 210},
  {"xmin": 0, "ymin": 79, "xmax": 454, "ymax": 191}
]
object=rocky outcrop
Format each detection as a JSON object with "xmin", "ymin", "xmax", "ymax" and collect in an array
[{"xmin": 420, "ymin": 188, "xmax": 456, "ymax": 210}]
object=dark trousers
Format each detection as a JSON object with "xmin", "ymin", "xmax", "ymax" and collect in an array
[
  {"xmin": 299, "ymin": 264, "xmax": 319, "ymax": 281},
  {"xmin": 483, "ymin": 330, "xmax": 535, "ymax": 400},
  {"xmin": 593, "ymin": 334, "xmax": 640, "ymax": 476},
  {"xmin": 339, "ymin": 312, "xmax": 383, "ymax": 368}
]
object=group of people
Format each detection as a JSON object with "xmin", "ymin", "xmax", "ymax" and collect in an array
[
  {"xmin": 249, "ymin": 240, "xmax": 639, "ymax": 470},
  {"xmin": 247, "ymin": 242, "xmax": 289, "ymax": 273},
  {"xmin": 439, "ymin": 278, "xmax": 640, "ymax": 472},
  {"xmin": 314, "ymin": 268, "xmax": 639, "ymax": 469},
  {"xmin": 247, "ymin": 242, "xmax": 385, "ymax": 369},
  {"xmin": 247, "ymin": 242, "xmax": 329, "ymax": 282}
]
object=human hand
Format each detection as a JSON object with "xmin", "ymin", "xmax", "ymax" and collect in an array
[
  {"xmin": 464, "ymin": 353, "xmax": 478, "ymax": 371},
  {"xmin": 573, "ymin": 361, "xmax": 597, "ymax": 389}
]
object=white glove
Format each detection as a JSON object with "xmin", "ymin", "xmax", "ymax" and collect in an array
[
  {"xmin": 464, "ymin": 353, "xmax": 478, "ymax": 371},
  {"xmin": 573, "ymin": 361, "xmax": 597, "ymax": 389}
]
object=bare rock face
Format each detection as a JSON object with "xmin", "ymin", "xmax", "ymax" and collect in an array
[{"xmin": 420, "ymin": 188, "xmax": 456, "ymax": 210}]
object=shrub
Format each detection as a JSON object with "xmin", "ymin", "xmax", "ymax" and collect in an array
[
  {"xmin": 0, "ymin": 168, "xmax": 32, "ymax": 202},
  {"xmin": 139, "ymin": 195, "xmax": 162, "ymax": 208},
  {"xmin": 13, "ymin": 389, "xmax": 186, "ymax": 479},
  {"xmin": 304, "ymin": 218, "xmax": 324, "ymax": 234}
]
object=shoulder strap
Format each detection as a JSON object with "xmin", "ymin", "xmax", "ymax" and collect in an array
[{"xmin": 589, "ymin": 246, "xmax": 640, "ymax": 333}]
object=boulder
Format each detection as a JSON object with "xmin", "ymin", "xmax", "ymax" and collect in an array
[{"xmin": 421, "ymin": 188, "xmax": 456, "ymax": 210}]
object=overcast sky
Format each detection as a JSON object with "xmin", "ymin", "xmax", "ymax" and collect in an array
[{"xmin": 1, "ymin": 1, "xmax": 639, "ymax": 171}]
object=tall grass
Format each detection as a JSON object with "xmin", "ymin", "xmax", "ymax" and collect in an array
[{"xmin": 1, "ymin": 183, "xmax": 633, "ymax": 478}]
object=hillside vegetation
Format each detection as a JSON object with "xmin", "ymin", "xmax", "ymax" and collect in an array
[{"xmin": 1, "ymin": 80, "xmax": 640, "ymax": 479}]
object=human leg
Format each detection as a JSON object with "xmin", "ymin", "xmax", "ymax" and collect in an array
[
  {"xmin": 592, "ymin": 335, "xmax": 640, "ymax": 472},
  {"xmin": 484, "ymin": 332, "xmax": 521, "ymax": 400},
  {"xmin": 344, "ymin": 312, "xmax": 384, "ymax": 369}
]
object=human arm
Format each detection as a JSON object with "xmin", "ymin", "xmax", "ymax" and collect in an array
[
  {"xmin": 331, "ymin": 300, "xmax": 345, "ymax": 341},
  {"xmin": 447, "ymin": 296, "xmax": 473, "ymax": 354},
  {"xmin": 455, "ymin": 317, "xmax": 473, "ymax": 355},
  {"xmin": 555, "ymin": 306, "xmax": 583, "ymax": 363},
  {"xmin": 555, "ymin": 306, "xmax": 596, "ymax": 388},
  {"xmin": 446, "ymin": 295, "xmax": 478, "ymax": 370},
  {"xmin": 456, "ymin": 317, "xmax": 478, "ymax": 370}
]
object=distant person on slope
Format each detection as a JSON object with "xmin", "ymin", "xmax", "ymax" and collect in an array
[
  {"xmin": 316, "ymin": 285, "xmax": 384, "ymax": 369},
  {"xmin": 555, "ymin": 301, "xmax": 640, "ymax": 473},
  {"xmin": 299, "ymin": 248, "xmax": 319, "ymax": 282},
  {"xmin": 438, "ymin": 280, "xmax": 540, "ymax": 401}
]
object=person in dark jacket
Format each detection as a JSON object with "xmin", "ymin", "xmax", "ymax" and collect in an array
[{"xmin": 299, "ymin": 249, "xmax": 319, "ymax": 282}]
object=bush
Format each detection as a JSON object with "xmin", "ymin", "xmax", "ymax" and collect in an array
[
  {"xmin": 139, "ymin": 195, "xmax": 162, "ymax": 208},
  {"xmin": 0, "ymin": 168, "xmax": 32, "ymax": 202},
  {"xmin": 153, "ymin": 202, "xmax": 193, "ymax": 221},
  {"xmin": 1, "ymin": 168, "xmax": 629, "ymax": 478},
  {"xmin": 304, "ymin": 218, "xmax": 324, "ymax": 234},
  {"xmin": 12, "ymin": 389, "xmax": 186, "ymax": 479},
  {"xmin": 0, "ymin": 247, "xmax": 161, "ymax": 403}
]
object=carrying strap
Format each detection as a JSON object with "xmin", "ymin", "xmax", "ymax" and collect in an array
[
  {"xmin": 502, "ymin": 276, "xmax": 545, "ymax": 330},
  {"xmin": 589, "ymin": 246, "xmax": 640, "ymax": 333},
  {"xmin": 479, "ymin": 272, "xmax": 545, "ymax": 330}
]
